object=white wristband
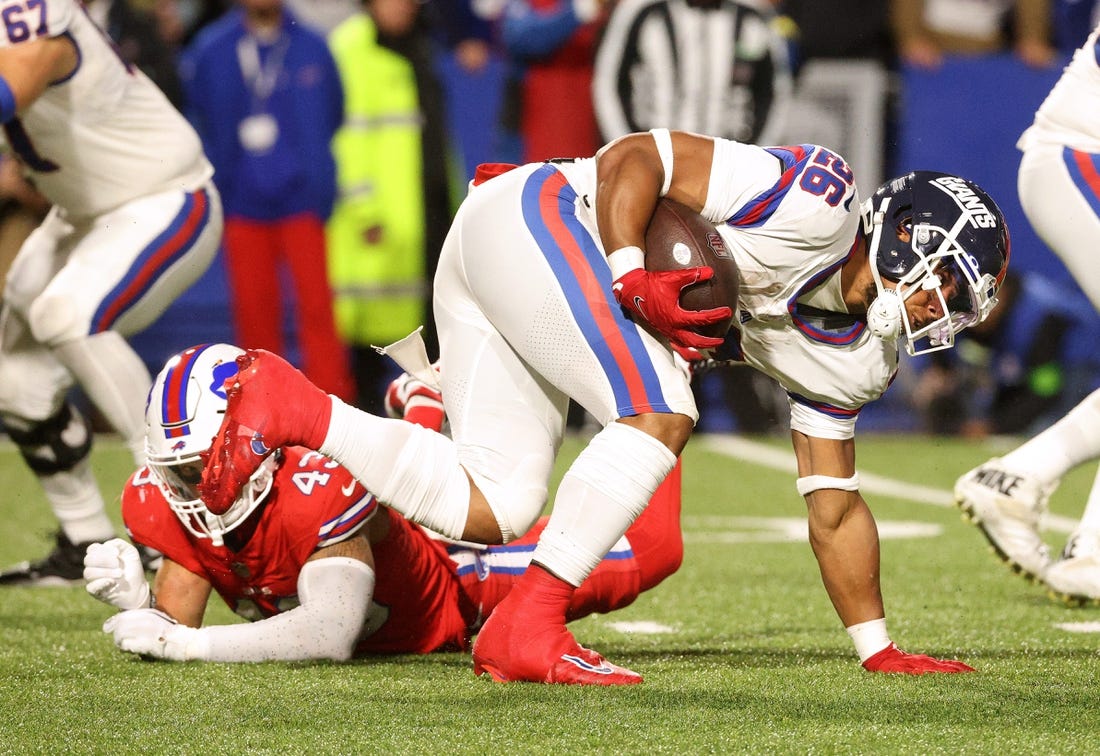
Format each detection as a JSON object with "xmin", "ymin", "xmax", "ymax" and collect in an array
[
  {"xmin": 846, "ymin": 617, "xmax": 891, "ymax": 663},
  {"xmin": 796, "ymin": 473, "xmax": 860, "ymax": 496},
  {"xmin": 607, "ymin": 245, "xmax": 645, "ymax": 280}
]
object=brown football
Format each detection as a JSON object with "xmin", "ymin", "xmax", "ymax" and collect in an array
[{"xmin": 644, "ymin": 198, "xmax": 740, "ymax": 341}]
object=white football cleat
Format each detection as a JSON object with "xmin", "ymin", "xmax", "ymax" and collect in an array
[
  {"xmin": 1044, "ymin": 531, "xmax": 1100, "ymax": 606},
  {"xmin": 954, "ymin": 458, "xmax": 1055, "ymax": 582}
]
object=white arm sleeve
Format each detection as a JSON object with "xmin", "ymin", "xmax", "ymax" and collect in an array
[{"xmin": 188, "ymin": 557, "xmax": 374, "ymax": 663}]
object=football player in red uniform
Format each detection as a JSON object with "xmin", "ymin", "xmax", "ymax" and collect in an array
[{"xmin": 87, "ymin": 344, "xmax": 682, "ymax": 663}]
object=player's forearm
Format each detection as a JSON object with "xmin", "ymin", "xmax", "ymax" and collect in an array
[
  {"xmin": 184, "ymin": 558, "xmax": 374, "ymax": 663},
  {"xmin": 195, "ymin": 604, "xmax": 363, "ymax": 662}
]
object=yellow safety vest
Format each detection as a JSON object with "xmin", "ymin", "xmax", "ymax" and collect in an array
[{"xmin": 327, "ymin": 14, "xmax": 426, "ymax": 345}]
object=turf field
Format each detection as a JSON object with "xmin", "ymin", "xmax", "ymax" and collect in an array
[{"xmin": 1, "ymin": 432, "xmax": 1096, "ymax": 754}]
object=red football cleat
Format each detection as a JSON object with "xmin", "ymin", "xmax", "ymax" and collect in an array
[
  {"xmin": 471, "ymin": 566, "xmax": 643, "ymax": 686},
  {"xmin": 199, "ymin": 349, "xmax": 332, "ymax": 515},
  {"xmin": 473, "ymin": 614, "xmax": 643, "ymax": 686},
  {"xmin": 861, "ymin": 643, "xmax": 976, "ymax": 674},
  {"xmin": 383, "ymin": 369, "xmax": 445, "ymax": 432}
]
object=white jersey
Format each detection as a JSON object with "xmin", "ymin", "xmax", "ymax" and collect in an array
[
  {"xmin": 0, "ymin": 0, "xmax": 212, "ymax": 219},
  {"xmin": 1018, "ymin": 23, "xmax": 1100, "ymax": 154},
  {"xmin": 560, "ymin": 139, "xmax": 895, "ymax": 438},
  {"xmin": 1016, "ymin": 22, "xmax": 1100, "ymax": 311}
]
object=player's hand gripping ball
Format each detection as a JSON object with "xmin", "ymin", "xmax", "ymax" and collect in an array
[{"xmin": 644, "ymin": 199, "xmax": 741, "ymax": 342}]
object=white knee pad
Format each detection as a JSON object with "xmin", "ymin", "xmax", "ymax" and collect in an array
[
  {"xmin": 0, "ymin": 356, "xmax": 26, "ymax": 417},
  {"xmin": 0, "ymin": 324, "xmax": 73, "ymax": 422},
  {"xmin": 27, "ymin": 292, "xmax": 82, "ymax": 346}
]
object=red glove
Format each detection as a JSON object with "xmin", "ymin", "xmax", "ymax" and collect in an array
[
  {"xmin": 670, "ymin": 343, "xmax": 705, "ymax": 363},
  {"xmin": 612, "ymin": 266, "xmax": 732, "ymax": 351},
  {"xmin": 861, "ymin": 643, "xmax": 976, "ymax": 674}
]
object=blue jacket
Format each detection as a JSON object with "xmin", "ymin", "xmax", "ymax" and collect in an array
[{"xmin": 180, "ymin": 8, "xmax": 343, "ymax": 220}]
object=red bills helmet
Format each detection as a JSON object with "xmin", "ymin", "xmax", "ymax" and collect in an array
[
  {"xmin": 862, "ymin": 171, "xmax": 1010, "ymax": 356},
  {"xmin": 144, "ymin": 343, "xmax": 278, "ymax": 546}
]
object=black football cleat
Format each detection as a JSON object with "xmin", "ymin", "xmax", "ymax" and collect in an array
[
  {"xmin": 137, "ymin": 544, "xmax": 163, "ymax": 573},
  {"xmin": 0, "ymin": 531, "xmax": 92, "ymax": 586}
]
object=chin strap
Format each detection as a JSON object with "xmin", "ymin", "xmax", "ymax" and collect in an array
[{"xmin": 864, "ymin": 197, "xmax": 904, "ymax": 343}]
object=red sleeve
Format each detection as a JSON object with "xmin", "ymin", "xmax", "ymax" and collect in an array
[{"xmin": 120, "ymin": 467, "xmax": 208, "ymax": 577}]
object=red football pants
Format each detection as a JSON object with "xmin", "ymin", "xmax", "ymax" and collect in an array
[
  {"xmin": 469, "ymin": 459, "xmax": 685, "ymax": 621},
  {"xmin": 222, "ymin": 213, "xmax": 355, "ymax": 402}
]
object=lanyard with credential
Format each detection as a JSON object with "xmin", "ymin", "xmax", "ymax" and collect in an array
[
  {"xmin": 236, "ymin": 33, "xmax": 290, "ymax": 114},
  {"xmin": 235, "ymin": 33, "xmax": 290, "ymax": 154}
]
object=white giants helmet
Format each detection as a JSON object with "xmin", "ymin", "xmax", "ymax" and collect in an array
[{"xmin": 144, "ymin": 343, "xmax": 278, "ymax": 547}]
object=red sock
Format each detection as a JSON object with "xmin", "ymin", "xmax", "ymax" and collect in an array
[{"xmin": 627, "ymin": 459, "xmax": 684, "ymax": 592}]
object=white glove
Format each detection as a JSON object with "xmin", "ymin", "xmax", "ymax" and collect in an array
[
  {"xmin": 102, "ymin": 609, "xmax": 206, "ymax": 661},
  {"xmin": 84, "ymin": 538, "xmax": 151, "ymax": 610}
]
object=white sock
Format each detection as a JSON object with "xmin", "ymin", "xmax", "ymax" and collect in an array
[
  {"xmin": 321, "ymin": 399, "xmax": 470, "ymax": 539},
  {"xmin": 532, "ymin": 422, "xmax": 677, "ymax": 587},
  {"xmin": 1001, "ymin": 389, "xmax": 1100, "ymax": 485},
  {"xmin": 846, "ymin": 618, "xmax": 891, "ymax": 662},
  {"xmin": 43, "ymin": 459, "xmax": 115, "ymax": 544}
]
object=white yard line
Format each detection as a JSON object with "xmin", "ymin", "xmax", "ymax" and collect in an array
[
  {"xmin": 697, "ymin": 434, "xmax": 1077, "ymax": 534},
  {"xmin": 1054, "ymin": 622, "xmax": 1100, "ymax": 633}
]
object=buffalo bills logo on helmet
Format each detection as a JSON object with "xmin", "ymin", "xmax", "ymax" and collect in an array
[
  {"xmin": 209, "ymin": 360, "xmax": 240, "ymax": 400},
  {"xmin": 171, "ymin": 440, "xmax": 187, "ymax": 451}
]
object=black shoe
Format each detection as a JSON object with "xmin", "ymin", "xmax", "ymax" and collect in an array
[{"xmin": 0, "ymin": 532, "xmax": 91, "ymax": 586}]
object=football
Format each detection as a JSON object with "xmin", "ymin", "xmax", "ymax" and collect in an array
[{"xmin": 644, "ymin": 198, "xmax": 740, "ymax": 341}]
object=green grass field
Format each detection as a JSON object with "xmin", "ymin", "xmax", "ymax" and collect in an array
[{"xmin": 1, "ymin": 432, "xmax": 1097, "ymax": 754}]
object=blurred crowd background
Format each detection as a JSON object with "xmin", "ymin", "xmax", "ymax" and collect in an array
[{"xmin": 3, "ymin": 0, "xmax": 1098, "ymax": 438}]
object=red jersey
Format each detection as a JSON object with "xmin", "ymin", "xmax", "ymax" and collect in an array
[
  {"xmin": 122, "ymin": 448, "xmax": 671, "ymax": 656},
  {"xmin": 124, "ymin": 448, "xmax": 378, "ymax": 621},
  {"xmin": 122, "ymin": 447, "xmax": 475, "ymax": 654}
]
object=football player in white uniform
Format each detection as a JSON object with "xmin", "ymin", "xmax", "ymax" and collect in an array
[
  {"xmin": 956, "ymin": 22, "xmax": 1100, "ymax": 603},
  {"xmin": 200, "ymin": 129, "xmax": 1007, "ymax": 683},
  {"xmin": 0, "ymin": 0, "xmax": 222, "ymax": 584}
]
